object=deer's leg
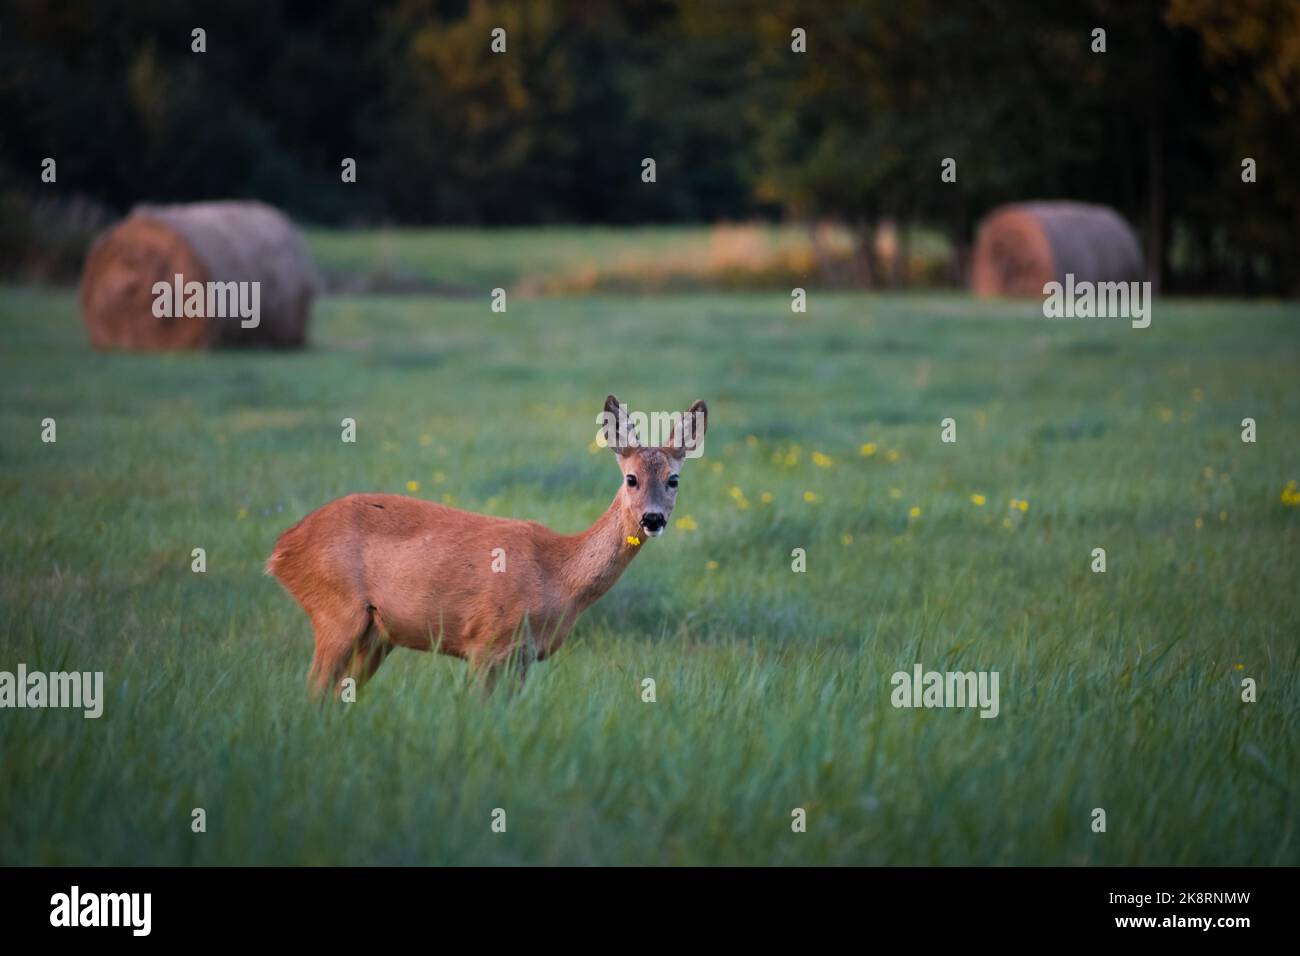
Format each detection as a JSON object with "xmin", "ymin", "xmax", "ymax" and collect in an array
[
  {"xmin": 308, "ymin": 604, "xmax": 373, "ymax": 699},
  {"xmin": 472, "ymin": 636, "xmax": 536, "ymax": 699},
  {"xmin": 344, "ymin": 629, "xmax": 394, "ymax": 690},
  {"xmin": 478, "ymin": 661, "xmax": 503, "ymax": 699},
  {"xmin": 467, "ymin": 647, "xmax": 502, "ymax": 698},
  {"xmin": 512, "ymin": 639, "xmax": 537, "ymax": 692}
]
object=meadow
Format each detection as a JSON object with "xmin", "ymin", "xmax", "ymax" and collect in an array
[{"xmin": 0, "ymin": 236, "xmax": 1297, "ymax": 865}]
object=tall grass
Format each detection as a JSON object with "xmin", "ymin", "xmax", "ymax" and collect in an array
[{"xmin": 0, "ymin": 279, "xmax": 1297, "ymax": 864}]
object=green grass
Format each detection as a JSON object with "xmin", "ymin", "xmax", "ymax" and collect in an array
[
  {"xmin": 1, "ymin": 273, "xmax": 1298, "ymax": 865},
  {"xmin": 303, "ymin": 223, "xmax": 952, "ymax": 292},
  {"xmin": 305, "ymin": 224, "xmax": 764, "ymax": 289}
]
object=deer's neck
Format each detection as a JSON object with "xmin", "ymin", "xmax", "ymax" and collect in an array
[{"xmin": 560, "ymin": 495, "xmax": 642, "ymax": 611}]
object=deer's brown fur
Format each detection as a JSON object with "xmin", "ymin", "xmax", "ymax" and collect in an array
[{"xmin": 267, "ymin": 396, "xmax": 707, "ymax": 697}]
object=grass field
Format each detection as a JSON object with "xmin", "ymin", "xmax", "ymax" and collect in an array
[
  {"xmin": 304, "ymin": 224, "xmax": 952, "ymax": 293},
  {"xmin": 305, "ymin": 224, "xmax": 743, "ymax": 289},
  {"xmin": 1, "ymin": 254, "xmax": 1298, "ymax": 865}
]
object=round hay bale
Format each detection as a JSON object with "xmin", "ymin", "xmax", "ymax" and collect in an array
[
  {"xmin": 970, "ymin": 201, "xmax": 1143, "ymax": 297},
  {"xmin": 80, "ymin": 200, "xmax": 320, "ymax": 350}
]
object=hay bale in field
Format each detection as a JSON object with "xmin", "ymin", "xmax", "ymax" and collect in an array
[
  {"xmin": 80, "ymin": 201, "xmax": 320, "ymax": 350},
  {"xmin": 970, "ymin": 202, "xmax": 1143, "ymax": 297}
]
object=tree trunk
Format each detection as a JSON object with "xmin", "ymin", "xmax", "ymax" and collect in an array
[
  {"xmin": 1145, "ymin": 106, "xmax": 1165, "ymax": 293},
  {"xmin": 852, "ymin": 218, "xmax": 875, "ymax": 289}
]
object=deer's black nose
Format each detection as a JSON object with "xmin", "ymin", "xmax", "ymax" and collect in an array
[{"xmin": 641, "ymin": 512, "xmax": 666, "ymax": 532}]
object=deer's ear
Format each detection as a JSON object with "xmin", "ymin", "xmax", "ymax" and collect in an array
[
  {"xmin": 687, "ymin": 400, "xmax": 708, "ymax": 441},
  {"xmin": 602, "ymin": 393, "xmax": 636, "ymax": 456},
  {"xmin": 666, "ymin": 400, "xmax": 708, "ymax": 458}
]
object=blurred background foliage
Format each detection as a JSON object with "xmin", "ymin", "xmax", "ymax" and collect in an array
[{"xmin": 1, "ymin": 0, "xmax": 1296, "ymax": 293}]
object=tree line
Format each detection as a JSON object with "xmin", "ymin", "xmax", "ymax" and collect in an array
[{"xmin": 1, "ymin": 0, "xmax": 1295, "ymax": 293}]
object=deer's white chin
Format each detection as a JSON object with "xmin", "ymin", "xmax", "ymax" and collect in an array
[{"xmin": 644, "ymin": 527, "xmax": 665, "ymax": 538}]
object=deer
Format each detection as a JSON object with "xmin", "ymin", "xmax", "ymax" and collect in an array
[{"xmin": 267, "ymin": 395, "xmax": 707, "ymax": 698}]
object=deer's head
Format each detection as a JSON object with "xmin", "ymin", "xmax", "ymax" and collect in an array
[{"xmin": 603, "ymin": 394, "xmax": 708, "ymax": 538}]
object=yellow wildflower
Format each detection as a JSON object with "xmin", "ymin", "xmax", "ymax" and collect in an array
[
  {"xmin": 406, "ymin": 480, "xmax": 420, "ymax": 492},
  {"xmin": 760, "ymin": 491, "xmax": 774, "ymax": 504},
  {"xmin": 706, "ymin": 559, "xmax": 718, "ymax": 571},
  {"xmin": 803, "ymin": 491, "xmax": 821, "ymax": 504},
  {"xmin": 812, "ymin": 451, "xmax": 833, "ymax": 468},
  {"xmin": 909, "ymin": 506, "xmax": 922, "ymax": 519},
  {"xmin": 676, "ymin": 515, "xmax": 698, "ymax": 531},
  {"xmin": 886, "ymin": 449, "xmax": 902, "ymax": 463},
  {"xmin": 627, "ymin": 535, "xmax": 641, "ymax": 547},
  {"xmin": 860, "ymin": 442, "xmax": 877, "ymax": 457},
  {"xmin": 970, "ymin": 493, "xmax": 986, "ymax": 507}
]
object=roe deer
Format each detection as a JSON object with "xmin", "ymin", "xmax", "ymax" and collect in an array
[{"xmin": 267, "ymin": 395, "xmax": 707, "ymax": 697}]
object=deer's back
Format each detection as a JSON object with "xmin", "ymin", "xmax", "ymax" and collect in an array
[{"xmin": 268, "ymin": 493, "xmax": 570, "ymax": 657}]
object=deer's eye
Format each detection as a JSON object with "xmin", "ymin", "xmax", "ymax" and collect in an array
[
  {"xmin": 667, "ymin": 475, "xmax": 679, "ymax": 488},
  {"xmin": 625, "ymin": 474, "xmax": 638, "ymax": 488}
]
